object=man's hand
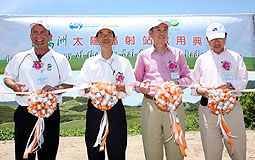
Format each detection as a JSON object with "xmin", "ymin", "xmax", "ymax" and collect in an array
[
  {"xmin": 115, "ymin": 83, "xmax": 126, "ymax": 93},
  {"xmin": 84, "ymin": 87, "xmax": 91, "ymax": 94},
  {"xmin": 14, "ymin": 82, "xmax": 29, "ymax": 96},
  {"xmin": 42, "ymin": 85, "xmax": 55, "ymax": 92},
  {"xmin": 3, "ymin": 78, "xmax": 28, "ymax": 96},
  {"xmin": 197, "ymin": 87, "xmax": 210, "ymax": 98},
  {"xmin": 216, "ymin": 82, "xmax": 234, "ymax": 90},
  {"xmin": 140, "ymin": 80, "xmax": 151, "ymax": 95},
  {"xmin": 43, "ymin": 84, "xmax": 74, "ymax": 95}
]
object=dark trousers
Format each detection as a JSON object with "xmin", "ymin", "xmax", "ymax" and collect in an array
[
  {"xmin": 85, "ymin": 99, "xmax": 127, "ymax": 160},
  {"xmin": 14, "ymin": 105, "xmax": 60, "ymax": 160}
]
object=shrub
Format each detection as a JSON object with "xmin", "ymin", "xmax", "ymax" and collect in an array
[
  {"xmin": 75, "ymin": 97, "xmax": 88, "ymax": 104},
  {"xmin": 69, "ymin": 105, "xmax": 86, "ymax": 112},
  {"xmin": 239, "ymin": 92, "xmax": 255, "ymax": 129},
  {"xmin": 184, "ymin": 102, "xmax": 199, "ymax": 112},
  {"xmin": 185, "ymin": 111, "xmax": 200, "ymax": 131},
  {"xmin": 0, "ymin": 128, "xmax": 14, "ymax": 140},
  {"xmin": 62, "ymin": 96, "xmax": 74, "ymax": 102},
  {"xmin": 60, "ymin": 115, "xmax": 85, "ymax": 123}
]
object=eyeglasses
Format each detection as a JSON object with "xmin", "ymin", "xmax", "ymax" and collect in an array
[{"xmin": 98, "ymin": 33, "xmax": 113, "ymax": 38}]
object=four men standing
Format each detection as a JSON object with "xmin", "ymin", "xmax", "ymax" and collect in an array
[{"xmin": 2, "ymin": 20, "xmax": 249, "ymax": 160}]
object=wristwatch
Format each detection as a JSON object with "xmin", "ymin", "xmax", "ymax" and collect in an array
[{"xmin": 226, "ymin": 82, "xmax": 233, "ymax": 89}]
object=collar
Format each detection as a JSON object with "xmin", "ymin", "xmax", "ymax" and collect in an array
[
  {"xmin": 99, "ymin": 52, "xmax": 117, "ymax": 62},
  {"xmin": 31, "ymin": 47, "xmax": 53, "ymax": 60},
  {"xmin": 148, "ymin": 44, "xmax": 170, "ymax": 54},
  {"xmin": 210, "ymin": 47, "xmax": 227, "ymax": 56}
]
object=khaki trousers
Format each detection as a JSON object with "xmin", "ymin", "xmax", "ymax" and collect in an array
[
  {"xmin": 199, "ymin": 101, "xmax": 246, "ymax": 160},
  {"xmin": 141, "ymin": 97, "xmax": 185, "ymax": 160}
]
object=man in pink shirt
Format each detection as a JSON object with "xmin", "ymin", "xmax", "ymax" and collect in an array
[
  {"xmin": 134, "ymin": 20, "xmax": 191, "ymax": 160},
  {"xmin": 191, "ymin": 23, "xmax": 248, "ymax": 160}
]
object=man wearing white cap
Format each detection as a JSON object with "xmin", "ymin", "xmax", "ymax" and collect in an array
[
  {"xmin": 134, "ymin": 20, "xmax": 192, "ymax": 160},
  {"xmin": 191, "ymin": 23, "xmax": 248, "ymax": 160},
  {"xmin": 77, "ymin": 26, "xmax": 135, "ymax": 160},
  {"xmin": 3, "ymin": 20, "xmax": 74, "ymax": 159}
]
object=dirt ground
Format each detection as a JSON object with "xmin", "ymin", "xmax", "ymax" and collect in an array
[{"xmin": 0, "ymin": 130, "xmax": 254, "ymax": 160}]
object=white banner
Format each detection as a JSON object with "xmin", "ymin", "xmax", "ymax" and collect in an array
[
  {"xmin": 0, "ymin": 14, "xmax": 254, "ymax": 63},
  {"xmin": 0, "ymin": 14, "xmax": 254, "ymax": 104}
]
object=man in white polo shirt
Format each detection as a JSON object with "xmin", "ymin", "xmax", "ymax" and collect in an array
[
  {"xmin": 78, "ymin": 26, "xmax": 135, "ymax": 160},
  {"xmin": 3, "ymin": 21, "xmax": 74, "ymax": 160},
  {"xmin": 191, "ymin": 23, "xmax": 248, "ymax": 160}
]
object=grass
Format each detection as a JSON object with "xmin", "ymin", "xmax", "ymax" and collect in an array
[
  {"xmin": 0, "ymin": 104, "xmax": 16, "ymax": 124},
  {"xmin": 60, "ymin": 120, "xmax": 85, "ymax": 137},
  {"xmin": 125, "ymin": 105, "xmax": 142, "ymax": 135},
  {"xmin": 243, "ymin": 57, "xmax": 255, "ymax": 71},
  {"xmin": 0, "ymin": 97, "xmax": 199, "ymax": 140},
  {"xmin": 1, "ymin": 93, "xmax": 254, "ymax": 140},
  {"xmin": 0, "ymin": 60, "xmax": 8, "ymax": 74}
]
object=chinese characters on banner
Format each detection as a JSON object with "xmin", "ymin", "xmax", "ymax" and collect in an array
[{"xmin": 0, "ymin": 15, "xmax": 254, "ymax": 64}]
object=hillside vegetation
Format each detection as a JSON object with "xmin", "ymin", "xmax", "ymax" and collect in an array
[{"xmin": 1, "ymin": 92, "xmax": 254, "ymax": 140}]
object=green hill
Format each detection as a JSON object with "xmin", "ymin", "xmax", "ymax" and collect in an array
[
  {"xmin": 1, "ymin": 92, "xmax": 255, "ymax": 140},
  {"xmin": 0, "ymin": 104, "xmax": 16, "ymax": 124}
]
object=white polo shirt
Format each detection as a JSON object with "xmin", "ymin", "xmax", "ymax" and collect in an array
[
  {"xmin": 4, "ymin": 48, "xmax": 74, "ymax": 105},
  {"xmin": 77, "ymin": 53, "xmax": 136, "ymax": 99},
  {"xmin": 191, "ymin": 48, "xmax": 248, "ymax": 96}
]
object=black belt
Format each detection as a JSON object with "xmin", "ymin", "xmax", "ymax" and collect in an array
[
  {"xmin": 200, "ymin": 96, "xmax": 238, "ymax": 106},
  {"xmin": 200, "ymin": 96, "xmax": 208, "ymax": 106},
  {"xmin": 144, "ymin": 95, "xmax": 155, "ymax": 100}
]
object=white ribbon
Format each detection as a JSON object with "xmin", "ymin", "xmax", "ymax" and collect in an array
[
  {"xmin": 0, "ymin": 85, "xmax": 255, "ymax": 96},
  {"xmin": 217, "ymin": 114, "xmax": 238, "ymax": 141},
  {"xmin": 23, "ymin": 117, "xmax": 45, "ymax": 158},
  {"xmin": 93, "ymin": 111, "xmax": 109, "ymax": 149}
]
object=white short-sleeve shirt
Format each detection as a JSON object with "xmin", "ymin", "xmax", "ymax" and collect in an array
[
  {"xmin": 77, "ymin": 53, "xmax": 136, "ymax": 99},
  {"xmin": 4, "ymin": 48, "xmax": 74, "ymax": 105},
  {"xmin": 191, "ymin": 48, "xmax": 248, "ymax": 96}
]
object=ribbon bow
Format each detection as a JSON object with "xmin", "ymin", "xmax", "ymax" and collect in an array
[
  {"xmin": 154, "ymin": 81, "xmax": 187, "ymax": 157},
  {"xmin": 89, "ymin": 82, "xmax": 119, "ymax": 151},
  {"xmin": 208, "ymin": 88, "xmax": 237, "ymax": 155},
  {"xmin": 23, "ymin": 89, "xmax": 57, "ymax": 159}
]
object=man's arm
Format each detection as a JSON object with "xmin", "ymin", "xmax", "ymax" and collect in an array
[
  {"xmin": 3, "ymin": 77, "xmax": 28, "ymax": 96},
  {"xmin": 55, "ymin": 84, "xmax": 73, "ymax": 90},
  {"xmin": 42, "ymin": 84, "xmax": 74, "ymax": 93}
]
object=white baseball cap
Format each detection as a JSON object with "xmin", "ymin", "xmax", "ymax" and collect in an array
[
  {"xmin": 30, "ymin": 20, "xmax": 50, "ymax": 31},
  {"xmin": 95, "ymin": 25, "xmax": 115, "ymax": 37},
  {"xmin": 149, "ymin": 19, "xmax": 171, "ymax": 31},
  {"xmin": 206, "ymin": 23, "xmax": 226, "ymax": 41}
]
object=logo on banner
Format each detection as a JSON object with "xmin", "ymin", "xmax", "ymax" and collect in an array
[
  {"xmin": 69, "ymin": 23, "xmax": 83, "ymax": 30},
  {"xmin": 169, "ymin": 20, "xmax": 179, "ymax": 27}
]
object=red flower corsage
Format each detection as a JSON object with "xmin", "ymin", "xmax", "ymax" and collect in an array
[
  {"xmin": 167, "ymin": 61, "xmax": 177, "ymax": 71},
  {"xmin": 32, "ymin": 61, "xmax": 44, "ymax": 70},
  {"xmin": 115, "ymin": 72, "xmax": 124, "ymax": 83},
  {"xmin": 221, "ymin": 61, "xmax": 231, "ymax": 71}
]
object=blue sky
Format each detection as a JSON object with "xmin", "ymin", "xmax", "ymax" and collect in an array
[{"xmin": 0, "ymin": 0, "xmax": 254, "ymax": 15}]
